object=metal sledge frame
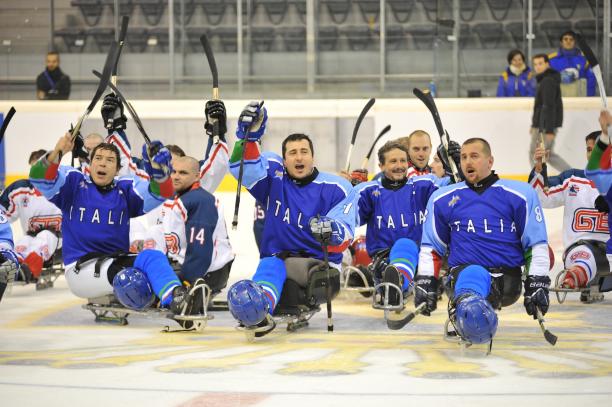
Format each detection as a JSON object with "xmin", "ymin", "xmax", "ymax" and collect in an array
[
  {"xmin": 237, "ymin": 304, "xmax": 321, "ymax": 342},
  {"xmin": 551, "ymin": 269, "xmax": 606, "ymax": 304},
  {"xmin": 340, "ymin": 264, "xmax": 375, "ymax": 295},
  {"xmin": 83, "ymin": 282, "xmax": 216, "ymax": 332}
]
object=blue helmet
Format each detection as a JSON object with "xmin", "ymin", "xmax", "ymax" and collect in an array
[
  {"xmin": 112, "ymin": 267, "xmax": 155, "ymax": 310},
  {"xmin": 454, "ymin": 294, "xmax": 498, "ymax": 344},
  {"xmin": 227, "ymin": 280, "xmax": 269, "ymax": 327}
]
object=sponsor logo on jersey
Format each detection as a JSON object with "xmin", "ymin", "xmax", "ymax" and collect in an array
[
  {"xmin": 570, "ymin": 250, "xmax": 591, "ymax": 262},
  {"xmin": 165, "ymin": 233, "xmax": 180, "ymax": 255},
  {"xmin": 274, "ymin": 170, "xmax": 283, "ymax": 179},
  {"xmin": 22, "ymin": 197, "xmax": 29, "ymax": 208},
  {"xmin": 569, "ymin": 185, "xmax": 580, "ymax": 196},
  {"xmin": 448, "ymin": 195, "xmax": 460, "ymax": 207}
]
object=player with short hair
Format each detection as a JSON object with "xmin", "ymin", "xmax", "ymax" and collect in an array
[
  {"xmin": 0, "ymin": 150, "xmax": 62, "ymax": 281},
  {"xmin": 353, "ymin": 140, "xmax": 457, "ymax": 310},
  {"xmin": 417, "ymin": 138, "xmax": 550, "ymax": 346},
  {"xmin": 530, "ymin": 131, "xmax": 609, "ymax": 298},
  {"xmin": 226, "ymin": 102, "xmax": 356, "ymax": 335},
  {"xmin": 29, "ymin": 131, "xmax": 202, "ymax": 320}
]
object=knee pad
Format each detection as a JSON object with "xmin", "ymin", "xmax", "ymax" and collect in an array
[
  {"xmin": 564, "ymin": 243, "xmax": 599, "ymax": 285},
  {"xmin": 307, "ymin": 266, "xmax": 340, "ymax": 304},
  {"xmin": 112, "ymin": 267, "xmax": 155, "ymax": 310},
  {"xmin": 454, "ymin": 265, "xmax": 491, "ymax": 299},
  {"xmin": 276, "ymin": 278, "xmax": 309, "ymax": 312},
  {"xmin": 227, "ymin": 280, "xmax": 269, "ymax": 326},
  {"xmin": 453, "ymin": 294, "xmax": 498, "ymax": 344}
]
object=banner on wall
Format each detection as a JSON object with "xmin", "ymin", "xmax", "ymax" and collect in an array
[{"xmin": 0, "ymin": 112, "xmax": 4, "ymax": 189}]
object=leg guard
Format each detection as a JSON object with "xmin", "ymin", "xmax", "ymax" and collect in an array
[
  {"xmin": 388, "ymin": 238, "xmax": 418, "ymax": 290},
  {"xmin": 252, "ymin": 256, "xmax": 287, "ymax": 312},
  {"xmin": 134, "ymin": 249, "xmax": 181, "ymax": 307}
]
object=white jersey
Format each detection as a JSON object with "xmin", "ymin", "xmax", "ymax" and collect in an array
[
  {"xmin": 529, "ymin": 168, "xmax": 609, "ymax": 249},
  {"xmin": 0, "ymin": 180, "xmax": 62, "ymax": 234}
]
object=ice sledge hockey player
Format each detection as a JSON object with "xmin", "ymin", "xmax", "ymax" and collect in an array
[
  {"xmin": 584, "ymin": 110, "xmax": 612, "ymax": 296},
  {"xmin": 29, "ymin": 131, "xmax": 204, "ymax": 325},
  {"xmin": 352, "ymin": 140, "xmax": 459, "ymax": 311},
  {"xmin": 530, "ymin": 131, "xmax": 609, "ymax": 300},
  {"xmin": 0, "ymin": 149, "xmax": 62, "ymax": 281},
  {"xmin": 417, "ymin": 138, "xmax": 550, "ymax": 346},
  {"xmin": 0, "ymin": 209, "xmax": 20, "ymax": 302},
  {"xmin": 226, "ymin": 101, "xmax": 356, "ymax": 336}
]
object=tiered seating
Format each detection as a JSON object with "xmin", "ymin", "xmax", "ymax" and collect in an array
[
  {"xmin": 279, "ymin": 26, "xmax": 306, "ymax": 52},
  {"xmin": 552, "ymin": 0, "xmax": 579, "ymax": 19},
  {"xmin": 486, "ymin": 0, "xmax": 512, "ymax": 21},
  {"xmin": 88, "ymin": 27, "xmax": 115, "ymax": 51},
  {"xmin": 126, "ymin": 27, "xmax": 150, "ymax": 52},
  {"xmin": 70, "ymin": 0, "xmax": 104, "ymax": 26},
  {"xmin": 472, "ymin": 22, "xmax": 503, "ymax": 49},
  {"xmin": 340, "ymin": 25, "xmax": 373, "ymax": 51},
  {"xmin": 460, "ymin": 0, "xmax": 480, "ymax": 22},
  {"xmin": 540, "ymin": 20, "xmax": 573, "ymax": 47},
  {"xmin": 55, "ymin": 27, "xmax": 87, "ymax": 53},
  {"xmin": 135, "ymin": 0, "xmax": 165, "ymax": 25},
  {"xmin": 101, "ymin": 0, "xmax": 135, "ymax": 17},
  {"xmin": 251, "ymin": 27, "xmax": 276, "ymax": 52},
  {"xmin": 318, "ymin": 26, "xmax": 339, "ymax": 51},
  {"xmin": 197, "ymin": 0, "xmax": 228, "ymax": 25},
  {"xmin": 322, "ymin": 0, "xmax": 352, "ymax": 24},
  {"xmin": 259, "ymin": 0, "xmax": 289, "ymax": 25},
  {"xmin": 174, "ymin": 0, "xmax": 196, "ymax": 25},
  {"xmin": 387, "ymin": 0, "xmax": 415, "ymax": 23},
  {"xmin": 354, "ymin": 0, "xmax": 380, "ymax": 23}
]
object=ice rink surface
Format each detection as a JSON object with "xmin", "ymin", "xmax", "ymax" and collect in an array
[{"xmin": 1, "ymin": 193, "xmax": 612, "ymax": 407}]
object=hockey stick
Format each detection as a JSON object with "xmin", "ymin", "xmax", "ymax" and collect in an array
[
  {"xmin": 93, "ymin": 70, "xmax": 151, "ymax": 146},
  {"xmin": 0, "ymin": 107, "xmax": 16, "ymax": 144},
  {"xmin": 70, "ymin": 41, "xmax": 120, "ymax": 141},
  {"xmin": 413, "ymin": 88, "xmax": 461, "ymax": 181},
  {"xmin": 200, "ymin": 33, "xmax": 221, "ymax": 145},
  {"xmin": 321, "ymin": 236, "xmax": 334, "ymax": 332},
  {"xmin": 361, "ymin": 124, "xmax": 391, "ymax": 169},
  {"xmin": 538, "ymin": 108, "xmax": 549, "ymax": 189},
  {"xmin": 232, "ymin": 101, "xmax": 264, "ymax": 230},
  {"xmin": 386, "ymin": 303, "xmax": 426, "ymax": 330},
  {"xmin": 345, "ymin": 98, "xmax": 376, "ymax": 172},
  {"xmin": 576, "ymin": 32, "xmax": 609, "ymax": 136},
  {"xmin": 536, "ymin": 308, "xmax": 557, "ymax": 346},
  {"xmin": 111, "ymin": 16, "xmax": 130, "ymax": 87}
]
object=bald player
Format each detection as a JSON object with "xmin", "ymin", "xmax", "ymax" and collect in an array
[
  {"xmin": 161, "ymin": 156, "xmax": 234, "ymax": 289},
  {"xmin": 399, "ymin": 130, "xmax": 433, "ymax": 178}
]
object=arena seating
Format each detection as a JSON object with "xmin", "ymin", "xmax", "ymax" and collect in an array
[{"xmin": 135, "ymin": 0, "xmax": 166, "ymax": 25}]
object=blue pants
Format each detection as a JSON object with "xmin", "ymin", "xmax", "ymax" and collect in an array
[
  {"xmin": 454, "ymin": 265, "xmax": 491, "ymax": 298},
  {"xmin": 389, "ymin": 238, "xmax": 419, "ymax": 293},
  {"xmin": 135, "ymin": 249, "xmax": 182, "ymax": 306},
  {"xmin": 252, "ymin": 256, "xmax": 286, "ymax": 313}
]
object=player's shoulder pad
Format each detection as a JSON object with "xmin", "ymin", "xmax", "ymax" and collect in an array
[
  {"xmin": 354, "ymin": 179, "xmax": 381, "ymax": 193},
  {"xmin": 314, "ymin": 171, "xmax": 353, "ymax": 195},
  {"xmin": 428, "ymin": 181, "xmax": 469, "ymax": 203},
  {"xmin": 494, "ymin": 178, "xmax": 538, "ymax": 200},
  {"xmin": 2, "ymin": 179, "xmax": 34, "ymax": 194}
]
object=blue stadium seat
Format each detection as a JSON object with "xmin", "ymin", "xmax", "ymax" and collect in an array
[
  {"xmin": 318, "ymin": 26, "xmax": 339, "ymax": 51},
  {"xmin": 472, "ymin": 22, "xmax": 503, "ymax": 49},
  {"xmin": 126, "ymin": 27, "xmax": 149, "ymax": 52},
  {"xmin": 387, "ymin": 0, "xmax": 414, "ymax": 23},
  {"xmin": 87, "ymin": 27, "xmax": 115, "ymax": 52},
  {"xmin": 486, "ymin": 0, "xmax": 512, "ymax": 21},
  {"xmin": 212, "ymin": 27, "xmax": 238, "ymax": 52},
  {"xmin": 70, "ymin": 0, "xmax": 104, "ymax": 27},
  {"xmin": 55, "ymin": 28, "xmax": 87, "ymax": 53},
  {"xmin": 186, "ymin": 27, "xmax": 210, "ymax": 51},
  {"xmin": 540, "ymin": 20, "xmax": 573, "ymax": 48},
  {"xmin": 552, "ymin": 0, "xmax": 578, "ymax": 19},
  {"xmin": 354, "ymin": 0, "xmax": 380, "ymax": 23},
  {"xmin": 460, "ymin": 0, "xmax": 480, "ymax": 22},
  {"xmin": 340, "ymin": 25, "xmax": 373, "ymax": 51},
  {"xmin": 251, "ymin": 27, "xmax": 276, "ymax": 52},
  {"xmin": 174, "ymin": 0, "xmax": 196, "ymax": 25},
  {"xmin": 278, "ymin": 26, "xmax": 306, "ymax": 52},
  {"xmin": 322, "ymin": 0, "xmax": 352, "ymax": 24},
  {"xmin": 134, "ymin": 0, "xmax": 165, "ymax": 26},
  {"xmin": 197, "ymin": 0, "xmax": 227, "ymax": 25},
  {"xmin": 258, "ymin": 0, "xmax": 289, "ymax": 25},
  {"xmin": 101, "ymin": 0, "xmax": 135, "ymax": 17}
]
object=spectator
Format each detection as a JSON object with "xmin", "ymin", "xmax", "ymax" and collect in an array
[
  {"xmin": 36, "ymin": 51, "xmax": 71, "ymax": 100},
  {"xmin": 496, "ymin": 49, "xmax": 535, "ymax": 97},
  {"xmin": 529, "ymin": 53, "xmax": 570, "ymax": 172},
  {"xmin": 548, "ymin": 31, "xmax": 596, "ymax": 97}
]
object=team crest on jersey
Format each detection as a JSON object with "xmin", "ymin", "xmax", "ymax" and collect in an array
[
  {"xmin": 372, "ymin": 189, "xmax": 381, "ymax": 197},
  {"xmin": 569, "ymin": 185, "xmax": 580, "ymax": 196},
  {"xmin": 22, "ymin": 197, "xmax": 29, "ymax": 208},
  {"xmin": 448, "ymin": 195, "xmax": 460, "ymax": 207},
  {"xmin": 275, "ymin": 170, "xmax": 283, "ymax": 179},
  {"xmin": 79, "ymin": 181, "xmax": 87, "ymax": 189}
]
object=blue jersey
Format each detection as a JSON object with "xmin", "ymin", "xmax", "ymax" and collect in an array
[
  {"xmin": 31, "ymin": 166, "xmax": 165, "ymax": 264},
  {"xmin": 548, "ymin": 48, "xmax": 596, "ymax": 96},
  {"xmin": 420, "ymin": 177, "xmax": 548, "ymax": 277},
  {"xmin": 356, "ymin": 175, "xmax": 441, "ymax": 256},
  {"xmin": 0, "ymin": 210, "xmax": 14, "ymax": 250},
  {"xmin": 496, "ymin": 67, "xmax": 535, "ymax": 97},
  {"xmin": 585, "ymin": 138, "xmax": 612, "ymax": 255},
  {"xmin": 230, "ymin": 145, "xmax": 356, "ymax": 264}
]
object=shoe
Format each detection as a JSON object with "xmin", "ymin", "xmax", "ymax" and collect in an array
[{"xmin": 383, "ymin": 265, "xmax": 403, "ymax": 307}]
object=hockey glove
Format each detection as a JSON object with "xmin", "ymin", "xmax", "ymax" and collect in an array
[
  {"xmin": 595, "ymin": 195, "xmax": 610, "ymax": 214},
  {"xmin": 0, "ymin": 248, "xmax": 20, "ymax": 269},
  {"xmin": 204, "ymin": 100, "xmax": 227, "ymax": 138},
  {"xmin": 436, "ymin": 140, "xmax": 463, "ymax": 182},
  {"xmin": 101, "ymin": 93, "xmax": 127, "ymax": 131},
  {"xmin": 414, "ymin": 275, "xmax": 438, "ymax": 316},
  {"xmin": 309, "ymin": 216, "xmax": 346, "ymax": 247},
  {"xmin": 523, "ymin": 275, "xmax": 551, "ymax": 319},
  {"xmin": 71, "ymin": 130, "xmax": 89, "ymax": 161},
  {"xmin": 142, "ymin": 141, "xmax": 172, "ymax": 182},
  {"xmin": 236, "ymin": 101, "xmax": 267, "ymax": 142},
  {"xmin": 350, "ymin": 169, "xmax": 368, "ymax": 186}
]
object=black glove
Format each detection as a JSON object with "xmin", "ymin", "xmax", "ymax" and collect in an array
[
  {"xmin": 204, "ymin": 100, "xmax": 227, "ymax": 137},
  {"xmin": 71, "ymin": 131, "xmax": 89, "ymax": 161},
  {"xmin": 523, "ymin": 275, "xmax": 551, "ymax": 319},
  {"xmin": 436, "ymin": 139, "xmax": 463, "ymax": 182},
  {"xmin": 414, "ymin": 275, "xmax": 438, "ymax": 316},
  {"xmin": 595, "ymin": 195, "xmax": 609, "ymax": 214},
  {"xmin": 101, "ymin": 93, "xmax": 127, "ymax": 130}
]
